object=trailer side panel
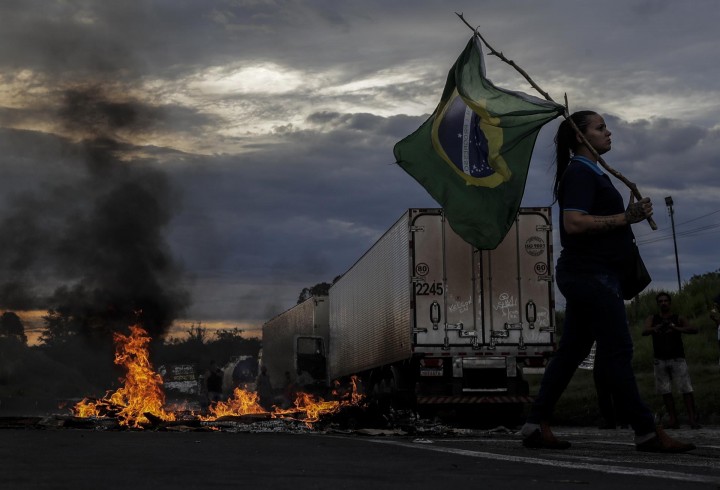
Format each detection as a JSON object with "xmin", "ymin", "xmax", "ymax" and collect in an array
[{"xmin": 328, "ymin": 213, "xmax": 413, "ymax": 380}]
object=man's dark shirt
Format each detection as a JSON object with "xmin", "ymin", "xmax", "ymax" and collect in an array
[{"xmin": 650, "ymin": 314, "xmax": 686, "ymax": 360}]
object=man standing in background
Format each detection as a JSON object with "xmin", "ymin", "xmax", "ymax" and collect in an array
[{"xmin": 643, "ymin": 292, "xmax": 700, "ymax": 429}]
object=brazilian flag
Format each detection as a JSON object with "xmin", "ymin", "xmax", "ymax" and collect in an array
[{"xmin": 394, "ymin": 36, "xmax": 564, "ymax": 249}]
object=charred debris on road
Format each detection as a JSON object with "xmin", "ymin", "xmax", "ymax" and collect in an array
[{"xmin": 0, "ymin": 407, "xmax": 518, "ymax": 439}]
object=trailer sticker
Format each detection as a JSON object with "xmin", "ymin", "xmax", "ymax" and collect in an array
[
  {"xmin": 534, "ymin": 262, "xmax": 548, "ymax": 275},
  {"xmin": 494, "ymin": 292, "xmax": 519, "ymax": 321},
  {"xmin": 415, "ymin": 263, "xmax": 430, "ymax": 276},
  {"xmin": 524, "ymin": 236, "xmax": 545, "ymax": 256}
]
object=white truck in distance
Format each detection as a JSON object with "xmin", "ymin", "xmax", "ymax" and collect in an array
[{"xmin": 262, "ymin": 207, "xmax": 556, "ymax": 408}]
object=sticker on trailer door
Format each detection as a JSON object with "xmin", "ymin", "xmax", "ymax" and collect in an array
[
  {"xmin": 534, "ymin": 262, "xmax": 548, "ymax": 275},
  {"xmin": 524, "ymin": 236, "xmax": 545, "ymax": 256},
  {"xmin": 415, "ymin": 263, "xmax": 430, "ymax": 276}
]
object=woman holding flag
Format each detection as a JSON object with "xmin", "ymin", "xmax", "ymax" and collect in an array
[{"xmin": 520, "ymin": 110, "xmax": 695, "ymax": 453}]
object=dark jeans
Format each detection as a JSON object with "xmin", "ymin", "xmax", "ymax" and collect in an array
[
  {"xmin": 527, "ymin": 269, "xmax": 656, "ymax": 436},
  {"xmin": 594, "ymin": 367, "xmax": 628, "ymax": 426}
]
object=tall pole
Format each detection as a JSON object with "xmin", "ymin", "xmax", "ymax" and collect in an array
[{"xmin": 665, "ymin": 196, "xmax": 681, "ymax": 291}]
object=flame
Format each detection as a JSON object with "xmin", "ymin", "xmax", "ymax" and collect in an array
[
  {"xmin": 199, "ymin": 376, "xmax": 365, "ymax": 427},
  {"xmin": 72, "ymin": 325, "xmax": 366, "ymax": 429},
  {"xmin": 72, "ymin": 324, "xmax": 175, "ymax": 428},
  {"xmin": 269, "ymin": 376, "xmax": 364, "ymax": 427},
  {"xmin": 200, "ymin": 387, "xmax": 268, "ymax": 420}
]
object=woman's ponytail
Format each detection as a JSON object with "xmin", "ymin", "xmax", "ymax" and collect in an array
[{"xmin": 552, "ymin": 111, "xmax": 597, "ymax": 202}]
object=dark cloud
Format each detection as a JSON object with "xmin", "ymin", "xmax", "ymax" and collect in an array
[
  {"xmin": 616, "ymin": 117, "xmax": 706, "ymax": 155},
  {"xmin": 0, "ymin": 0, "xmax": 718, "ymax": 328}
]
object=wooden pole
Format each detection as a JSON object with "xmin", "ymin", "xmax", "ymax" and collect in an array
[{"xmin": 455, "ymin": 12, "xmax": 657, "ymax": 230}]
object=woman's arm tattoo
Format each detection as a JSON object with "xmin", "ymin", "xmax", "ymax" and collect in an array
[
  {"xmin": 589, "ymin": 215, "xmax": 619, "ymax": 233},
  {"xmin": 625, "ymin": 202, "xmax": 646, "ymax": 224}
]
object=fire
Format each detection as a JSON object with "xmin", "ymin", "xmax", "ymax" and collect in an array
[
  {"xmin": 270, "ymin": 376, "xmax": 364, "ymax": 427},
  {"xmin": 197, "ymin": 376, "xmax": 365, "ymax": 427},
  {"xmin": 200, "ymin": 387, "xmax": 267, "ymax": 420},
  {"xmin": 72, "ymin": 324, "xmax": 175, "ymax": 428},
  {"xmin": 72, "ymin": 325, "xmax": 366, "ymax": 429}
]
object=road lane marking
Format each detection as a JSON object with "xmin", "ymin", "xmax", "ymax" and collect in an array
[
  {"xmin": 433, "ymin": 437, "xmax": 719, "ymax": 470},
  {"xmin": 362, "ymin": 438, "xmax": 720, "ymax": 485}
]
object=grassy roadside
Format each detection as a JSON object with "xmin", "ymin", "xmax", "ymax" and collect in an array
[{"xmin": 526, "ymin": 312, "xmax": 720, "ymax": 427}]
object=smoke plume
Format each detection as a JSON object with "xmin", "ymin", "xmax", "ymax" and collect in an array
[{"xmin": 0, "ymin": 86, "xmax": 188, "ymax": 339}]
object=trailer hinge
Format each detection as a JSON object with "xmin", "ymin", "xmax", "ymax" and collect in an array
[
  {"xmin": 491, "ymin": 330, "xmax": 509, "ymax": 338},
  {"xmin": 538, "ymin": 274, "xmax": 553, "ymax": 282},
  {"xmin": 445, "ymin": 322, "xmax": 464, "ymax": 331},
  {"xmin": 539, "ymin": 326, "xmax": 556, "ymax": 333},
  {"xmin": 504, "ymin": 322, "xmax": 523, "ymax": 330},
  {"xmin": 412, "ymin": 328, "xmax": 428, "ymax": 334},
  {"xmin": 459, "ymin": 330, "xmax": 480, "ymax": 349},
  {"xmin": 535, "ymin": 224, "xmax": 552, "ymax": 232},
  {"xmin": 441, "ymin": 322, "xmax": 464, "ymax": 350}
]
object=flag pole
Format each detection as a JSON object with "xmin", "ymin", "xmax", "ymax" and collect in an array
[{"xmin": 456, "ymin": 12, "xmax": 657, "ymax": 230}]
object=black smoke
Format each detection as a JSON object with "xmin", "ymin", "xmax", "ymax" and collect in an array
[{"xmin": 0, "ymin": 86, "xmax": 188, "ymax": 339}]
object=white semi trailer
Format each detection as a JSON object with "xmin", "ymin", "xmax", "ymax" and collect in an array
[{"xmin": 262, "ymin": 207, "xmax": 556, "ymax": 407}]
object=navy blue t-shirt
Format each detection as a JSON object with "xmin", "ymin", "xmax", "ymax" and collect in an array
[{"xmin": 557, "ymin": 156, "xmax": 635, "ymax": 275}]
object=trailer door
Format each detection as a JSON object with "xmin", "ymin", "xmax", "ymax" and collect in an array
[
  {"xmin": 480, "ymin": 209, "xmax": 554, "ymax": 349},
  {"xmin": 411, "ymin": 210, "xmax": 477, "ymax": 348}
]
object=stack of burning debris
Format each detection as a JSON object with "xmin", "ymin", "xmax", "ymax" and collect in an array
[{"xmin": 64, "ymin": 324, "xmax": 368, "ymax": 432}]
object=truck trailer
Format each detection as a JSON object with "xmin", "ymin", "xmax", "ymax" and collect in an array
[
  {"xmin": 262, "ymin": 207, "xmax": 556, "ymax": 407},
  {"xmin": 262, "ymin": 296, "xmax": 330, "ymax": 390}
]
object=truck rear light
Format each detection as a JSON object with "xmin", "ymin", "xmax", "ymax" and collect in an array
[{"xmin": 420, "ymin": 358, "xmax": 443, "ymax": 368}]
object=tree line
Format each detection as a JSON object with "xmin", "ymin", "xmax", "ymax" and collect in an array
[{"xmin": 0, "ymin": 310, "xmax": 260, "ymax": 402}]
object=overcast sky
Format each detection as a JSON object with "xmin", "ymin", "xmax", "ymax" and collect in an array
[{"xmin": 1, "ymin": 0, "xmax": 719, "ymax": 340}]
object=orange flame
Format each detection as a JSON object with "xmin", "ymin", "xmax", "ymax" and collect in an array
[
  {"xmin": 72, "ymin": 326, "xmax": 366, "ymax": 429},
  {"xmin": 269, "ymin": 376, "xmax": 364, "ymax": 427},
  {"xmin": 198, "ymin": 376, "xmax": 365, "ymax": 427},
  {"xmin": 200, "ymin": 387, "xmax": 268, "ymax": 420},
  {"xmin": 72, "ymin": 324, "xmax": 175, "ymax": 428}
]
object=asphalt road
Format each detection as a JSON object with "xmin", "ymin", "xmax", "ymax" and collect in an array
[{"xmin": 2, "ymin": 422, "xmax": 719, "ymax": 489}]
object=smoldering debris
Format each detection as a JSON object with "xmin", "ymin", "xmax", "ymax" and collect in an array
[{"xmin": 0, "ymin": 407, "xmax": 514, "ymax": 439}]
